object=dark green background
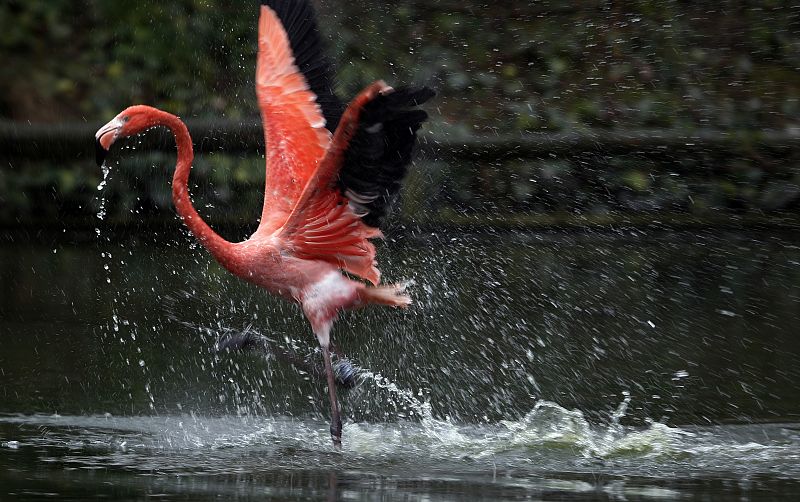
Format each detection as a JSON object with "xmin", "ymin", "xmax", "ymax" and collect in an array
[{"xmin": 1, "ymin": 0, "xmax": 799, "ymax": 230}]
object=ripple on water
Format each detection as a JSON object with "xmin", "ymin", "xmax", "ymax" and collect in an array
[{"xmin": 1, "ymin": 403, "xmax": 799, "ymax": 483}]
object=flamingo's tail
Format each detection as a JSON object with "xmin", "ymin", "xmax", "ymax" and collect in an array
[{"xmin": 359, "ymin": 281, "xmax": 412, "ymax": 308}]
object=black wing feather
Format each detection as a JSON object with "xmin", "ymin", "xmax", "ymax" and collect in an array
[
  {"xmin": 260, "ymin": 0, "xmax": 343, "ymax": 131},
  {"xmin": 339, "ymin": 86, "xmax": 435, "ymax": 228}
]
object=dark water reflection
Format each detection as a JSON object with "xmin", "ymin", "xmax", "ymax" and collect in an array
[{"xmin": 1, "ymin": 229, "xmax": 800, "ymax": 499}]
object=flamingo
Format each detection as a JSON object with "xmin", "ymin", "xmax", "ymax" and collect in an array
[{"xmin": 94, "ymin": 0, "xmax": 432, "ymax": 446}]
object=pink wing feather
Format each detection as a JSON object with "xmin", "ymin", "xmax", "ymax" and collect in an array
[
  {"xmin": 253, "ymin": 3, "xmax": 429, "ymax": 287},
  {"xmin": 252, "ymin": 3, "xmax": 385, "ymax": 285},
  {"xmin": 255, "ymin": 5, "xmax": 331, "ymax": 236}
]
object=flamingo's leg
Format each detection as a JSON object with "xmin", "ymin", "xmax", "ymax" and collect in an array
[
  {"xmin": 321, "ymin": 343, "xmax": 342, "ymax": 446},
  {"xmin": 303, "ymin": 293, "xmax": 347, "ymax": 447}
]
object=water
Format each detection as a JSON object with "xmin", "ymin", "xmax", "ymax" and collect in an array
[
  {"xmin": 95, "ymin": 162, "xmax": 112, "ymax": 224},
  {"xmin": 1, "ymin": 230, "xmax": 800, "ymax": 499},
  {"xmin": 2, "ymin": 410, "xmax": 799, "ymax": 500}
]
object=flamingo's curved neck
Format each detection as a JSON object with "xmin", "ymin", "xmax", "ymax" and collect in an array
[{"xmin": 157, "ymin": 111, "xmax": 231, "ymax": 258}]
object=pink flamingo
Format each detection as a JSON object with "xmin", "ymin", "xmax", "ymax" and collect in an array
[{"xmin": 94, "ymin": 0, "xmax": 432, "ymax": 446}]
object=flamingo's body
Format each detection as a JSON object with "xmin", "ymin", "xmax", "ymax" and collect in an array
[{"xmin": 95, "ymin": 0, "xmax": 432, "ymax": 446}]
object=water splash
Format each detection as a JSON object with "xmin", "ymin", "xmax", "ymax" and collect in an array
[
  {"xmin": 97, "ymin": 162, "xmax": 111, "ymax": 191},
  {"xmin": 353, "ymin": 370, "xmax": 481, "ymax": 448},
  {"xmin": 95, "ymin": 162, "xmax": 111, "ymax": 220},
  {"xmin": 142, "ymin": 320, "xmax": 683, "ymax": 461},
  {"xmin": 1, "ymin": 406, "xmax": 794, "ymax": 483},
  {"xmin": 494, "ymin": 399, "xmax": 691, "ymax": 459},
  {"xmin": 356, "ymin": 369, "xmax": 432, "ymax": 420},
  {"xmin": 95, "ymin": 161, "xmax": 144, "ymax": 404},
  {"xmin": 2, "ymin": 412, "xmax": 795, "ymax": 500}
]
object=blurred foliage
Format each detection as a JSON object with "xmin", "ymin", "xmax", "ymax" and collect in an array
[
  {"xmin": 424, "ymin": 148, "xmax": 800, "ymax": 220},
  {"xmin": 328, "ymin": 0, "xmax": 800, "ymax": 134},
  {"xmin": 1, "ymin": 0, "xmax": 798, "ymax": 130},
  {"xmin": 0, "ymin": 0, "xmax": 254, "ymax": 121},
  {"xmin": 1, "ymin": 0, "xmax": 799, "ymax": 228}
]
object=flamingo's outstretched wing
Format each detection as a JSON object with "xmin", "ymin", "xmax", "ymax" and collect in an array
[
  {"xmin": 256, "ymin": 0, "xmax": 343, "ymax": 235},
  {"xmin": 276, "ymin": 83, "xmax": 434, "ymax": 284}
]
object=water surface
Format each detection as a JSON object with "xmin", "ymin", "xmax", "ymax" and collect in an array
[{"xmin": 1, "ymin": 230, "xmax": 799, "ymax": 499}]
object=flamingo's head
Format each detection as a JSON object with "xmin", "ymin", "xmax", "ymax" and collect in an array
[{"xmin": 95, "ymin": 105, "xmax": 160, "ymax": 166}]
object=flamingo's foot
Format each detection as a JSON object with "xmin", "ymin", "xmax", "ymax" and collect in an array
[
  {"xmin": 214, "ymin": 328, "xmax": 272, "ymax": 353},
  {"xmin": 332, "ymin": 356, "xmax": 361, "ymax": 389},
  {"xmin": 215, "ymin": 328, "xmax": 364, "ymax": 389}
]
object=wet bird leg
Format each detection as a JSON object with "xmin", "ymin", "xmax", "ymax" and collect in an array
[{"xmin": 322, "ymin": 344, "xmax": 343, "ymax": 447}]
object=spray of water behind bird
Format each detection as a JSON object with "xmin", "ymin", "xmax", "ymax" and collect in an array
[{"xmin": 94, "ymin": 0, "xmax": 434, "ymax": 447}]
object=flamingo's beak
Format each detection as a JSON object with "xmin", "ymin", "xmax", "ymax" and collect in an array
[{"xmin": 95, "ymin": 117, "xmax": 124, "ymax": 166}]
